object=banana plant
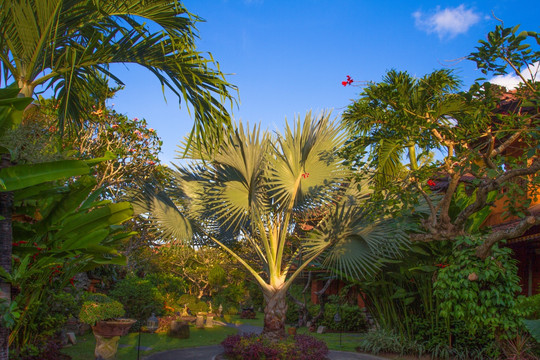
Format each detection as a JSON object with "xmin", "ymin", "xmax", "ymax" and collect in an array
[
  {"xmin": 3, "ymin": 175, "xmax": 134, "ymax": 348},
  {"xmin": 0, "ymin": 86, "xmax": 132, "ymax": 356}
]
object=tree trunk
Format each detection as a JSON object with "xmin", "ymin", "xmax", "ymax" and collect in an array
[
  {"xmin": 262, "ymin": 288, "xmax": 287, "ymax": 341},
  {"xmin": 0, "ymin": 154, "xmax": 13, "ymax": 360},
  {"xmin": 311, "ymin": 277, "xmax": 334, "ymax": 326}
]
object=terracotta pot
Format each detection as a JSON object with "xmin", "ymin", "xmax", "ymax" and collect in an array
[
  {"xmin": 92, "ymin": 318, "xmax": 136, "ymax": 337},
  {"xmin": 287, "ymin": 327, "xmax": 297, "ymax": 336}
]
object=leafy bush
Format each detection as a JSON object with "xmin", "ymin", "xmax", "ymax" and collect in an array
[
  {"xmin": 213, "ymin": 283, "xmax": 249, "ymax": 310},
  {"xmin": 221, "ymin": 334, "xmax": 328, "ymax": 360},
  {"xmin": 109, "ymin": 275, "xmax": 164, "ymax": 320},
  {"xmin": 31, "ymin": 290, "xmax": 79, "ymax": 339},
  {"xmin": 411, "ymin": 316, "xmax": 501, "ymax": 359},
  {"xmin": 225, "ymin": 305, "xmax": 239, "ymax": 316},
  {"xmin": 146, "ymin": 273, "xmax": 188, "ymax": 296},
  {"xmin": 434, "ymin": 236, "xmax": 524, "ymax": 340},
  {"xmin": 356, "ymin": 328, "xmax": 424, "ymax": 356},
  {"xmin": 177, "ymin": 294, "xmax": 197, "ymax": 307},
  {"xmin": 517, "ymin": 293, "xmax": 540, "ymax": 320},
  {"xmin": 307, "ymin": 303, "xmax": 367, "ymax": 332},
  {"xmin": 190, "ymin": 301, "xmax": 209, "ymax": 314},
  {"xmin": 11, "ymin": 338, "xmax": 68, "ymax": 360},
  {"xmin": 286, "ymin": 300, "xmax": 299, "ymax": 324},
  {"xmin": 79, "ymin": 293, "xmax": 125, "ymax": 325},
  {"xmin": 176, "ymin": 294, "xmax": 208, "ymax": 313}
]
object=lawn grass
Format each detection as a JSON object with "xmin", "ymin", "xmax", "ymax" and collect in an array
[
  {"xmin": 61, "ymin": 314, "xmax": 368, "ymax": 359},
  {"xmin": 61, "ymin": 325, "xmax": 237, "ymax": 360},
  {"xmin": 224, "ymin": 312, "xmax": 264, "ymax": 327},
  {"xmin": 296, "ymin": 327, "xmax": 365, "ymax": 352}
]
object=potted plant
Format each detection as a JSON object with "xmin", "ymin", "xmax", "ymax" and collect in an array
[{"xmin": 79, "ymin": 293, "xmax": 136, "ymax": 360}]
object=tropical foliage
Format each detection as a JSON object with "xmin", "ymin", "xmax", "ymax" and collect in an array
[
  {"xmin": 342, "ymin": 24, "xmax": 540, "ymax": 259},
  {"xmin": 135, "ymin": 113, "xmax": 409, "ymax": 340},
  {"xmin": 3, "ymin": 173, "xmax": 134, "ymax": 351},
  {"xmin": 0, "ymin": 0, "xmax": 236, "ymax": 150},
  {"xmin": 2, "ymin": 94, "xmax": 166, "ymax": 199}
]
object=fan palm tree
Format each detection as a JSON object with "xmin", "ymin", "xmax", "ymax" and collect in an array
[
  {"xmin": 135, "ymin": 113, "xmax": 408, "ymax": 340},
  {"xmin": 0, "ymin": 0, "xmax": 236, "ymax": 149},
  {"xmin": 342, "ymin": 69, "xmax": 463, "ymax": 186}
]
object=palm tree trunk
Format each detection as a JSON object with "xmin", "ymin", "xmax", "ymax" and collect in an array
[
  {"xmin": 262, "ymin": 287, "xmax": 287, "ymax": 341},
  {"xmin": 0, "ymin": 154, "xmax": 13, "ymax": 360}
]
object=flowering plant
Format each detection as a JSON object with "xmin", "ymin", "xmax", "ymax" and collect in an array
[{"xmin": 221, "ymin": 334, "xmax": 328, "ymax": 360}]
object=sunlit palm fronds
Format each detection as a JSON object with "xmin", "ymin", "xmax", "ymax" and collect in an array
[
  {"xmin": 0, "ymin": 0, "xmax": 236, "ymax": 150},
  {"xmin": 135, "ymin": 113, "xmax": 407, "ymax": 292}
]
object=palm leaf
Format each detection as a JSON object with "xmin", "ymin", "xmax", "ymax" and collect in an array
[
  {"xmin": 270, "ymin": 112, "xmax": 349, "ymax": 212},
  {"xmin": 0, "ymin": 0, "xmax": 237, "ymax": 151}
]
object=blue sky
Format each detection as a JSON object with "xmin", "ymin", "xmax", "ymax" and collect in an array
[{"xmin": 108, "ymin": 1, "xmax": 539, "ymax": 164}]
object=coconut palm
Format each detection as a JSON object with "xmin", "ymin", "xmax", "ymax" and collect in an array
[
  {"xmin": 135, "ymin": 113, "xmax": 408, "ymax": 340},
  {"xmin": 0, "ymin": 0, "xmax": 236, "ymax": 148}
]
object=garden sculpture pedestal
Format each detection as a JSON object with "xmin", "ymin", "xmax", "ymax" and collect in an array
[
  {"xmin": 94, "ymin": 334, "xmax": 120, "ymax": 360},
  {"xmin": 168, "ymin": 320, "xmax": 190, "ymax": 339},
  {"xmin": 206, "ymin": 314, "xmax": 214, "ymax": 328},
  {"xmin": 91, "ymin": 319, "xmax": 136, "ymax": 360},
  {"xmin": 195, "ymin": 314, "xmax": 205, "ymax": 329}
]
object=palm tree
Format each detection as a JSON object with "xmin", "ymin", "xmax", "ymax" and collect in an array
[
  {"xmin": 0, "ymin": 0, "xmax": 236, "ymax": 149},
  {"xmin": 135, "ymin": 113, "xmax": 408, "ymax": 340}
]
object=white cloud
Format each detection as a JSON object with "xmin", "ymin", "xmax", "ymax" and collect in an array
[
  {"xmin": 413, "ymin": 5, "xmax": 481, "ymax": 39},
  {"xmin": 489, "ymin": 62, "xmax": 539, "ymax": 89}
]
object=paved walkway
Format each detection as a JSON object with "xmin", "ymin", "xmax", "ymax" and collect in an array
[{"xmin": 145, "ymin": 323, "xmax": 387, "ymax": 360}]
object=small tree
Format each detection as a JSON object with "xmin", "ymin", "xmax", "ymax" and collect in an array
[
  {"xmin": 135, "ymin": 114, "xmax": 408, "ymax": 340},
  {"xmin": 342, "ymin": 24, "xmax": 539, "ymax": 258}
]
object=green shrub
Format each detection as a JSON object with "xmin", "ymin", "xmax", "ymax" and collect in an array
[
  {"xmin": 79, "ymin": 293, "xmax": 125, "ymax": 325},
  {"xmin": 516, "ymin": 293, "xmax": 540, "ymax": 320},
  {"xmin": 411, "ymin": 316, "xmax": 501, "ymax": 359},
  {"xmin": 146, "ymin": 273, "xmax": 188, "ymax": 296},
  {"xmin": 308, "ymin": 303, "xmax": 367, "ymax": 332},
  {"xmin": 190, "ymin": 301, "xmax": 209, "ymax": 314},
  {"xmin": 213, "ymin": 283, "xmax": 248, "ymax": 307},
  {"xmin": 109, "ymin": 275, "xmax": 164, "ymax": 320},
  {"xmin": 356, "ymin": 329, "xmax": 424, "ymax": 356},
  {"xmin": 14, "ymin": 289, "xmax": 80, "ymax": 350},
  {"xmin": 175, "ymin": 293, "xmax": 209, "ymax": 314},
  {"xmin": 225, "ymin": 305, "xmax": 239, "ymax": 316},
  {"xmin": 286, "ymin": 300, "xmax": 300, "ymax": 324},
  {"xmin": 177, "ymin": 294, "xmax": 198, "ymax": 307},
  {"xmin": 434, "ymin": 236, "xmax": 524, "ymax": 340}
]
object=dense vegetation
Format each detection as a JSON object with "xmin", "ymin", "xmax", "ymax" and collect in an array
[{"xmin": 0, "ymin": 3, "xmax": 538, "ymax": 358}]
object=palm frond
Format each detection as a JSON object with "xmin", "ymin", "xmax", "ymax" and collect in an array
[
  {"xmin": 132, "ymin": 183, "xmax": 194, "ymax": 242},
  {"xmin": 372, "ymin": 138, "xmax": 405, "ymax": 186},
  {"xmin": 302, "ymin": 178, "xmax": 409, "ymax": 279},
  {"xmin": 0, "ymin": 0, "xmax": 237, "ymax": 151},
  {"xmin": 270, "ymin": 112, "xmax": 350, "ymax": 212}
]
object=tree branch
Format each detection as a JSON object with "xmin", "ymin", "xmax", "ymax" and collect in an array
[
  {"xmin": 454, "ymin": 156, "xmax": 540, "ymax": 228},
  {"xmin": 476, "ymin": 214, "xmax": 540, "ymax": 258}
]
